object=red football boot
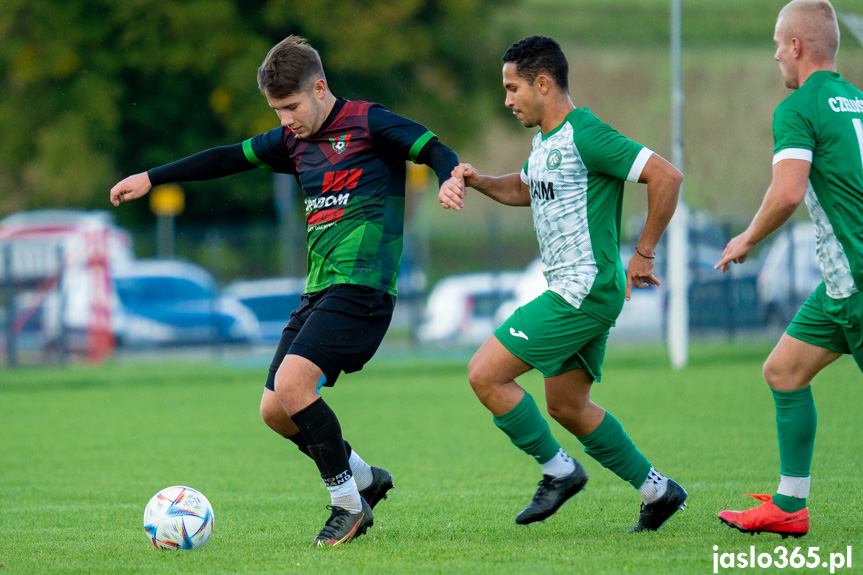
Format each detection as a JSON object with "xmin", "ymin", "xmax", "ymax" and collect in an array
[{"xmin": 718, "ymin": 494, "xmax": 809, "ymax": 538}]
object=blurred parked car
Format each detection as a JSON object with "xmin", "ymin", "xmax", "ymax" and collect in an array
[
  {"xmin": 112, "ymin": 260, "xmax": 260, "ymax": 346},
  {"xmin": 493, "ymin": 249, "xmax": 760, "ymax": 343},
  {"xmin": 224, "ymin": 277, "xmax": 306, "ymax": 342},
  {"xmin": 757, "ymin": 222, "xmax": 820, "ymax": 327},
  {"xmin": 418, "ymin": 271, "xmax": 522, "ymax": 344},
  {"xmin": 495, "ymin": 257, "xmax": 667, "ymax": 341}
]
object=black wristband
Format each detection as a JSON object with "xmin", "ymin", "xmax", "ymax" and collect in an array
[{"xmin": 635, "ymin": 247, "xmax": 655, "ymax": 259}]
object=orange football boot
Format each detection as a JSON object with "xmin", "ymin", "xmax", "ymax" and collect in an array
[{"xmin": 719, "ymin": 494, "xmax": 809, "ymax": 538}]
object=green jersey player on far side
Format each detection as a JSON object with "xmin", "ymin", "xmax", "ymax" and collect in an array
[
  {"xmin": 441, "ymin": 36, "xmax": 686, "ymax": 532},
  {"xmin": 716, "ymin": 0, "xmax": 863, "ymax": 539}
]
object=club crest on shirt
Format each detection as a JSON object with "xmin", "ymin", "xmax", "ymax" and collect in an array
[
  {"xmin": 546, "ymin": 149, "xmax": 562, "ymax": 170},
  {"xmin": 329, "ymin": 134, "xmax": 351, "ymax": 154}
]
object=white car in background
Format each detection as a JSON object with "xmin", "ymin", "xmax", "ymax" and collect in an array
[
  {"xmin": 496, "ymin": 257, "xmax": 665, "ymax": 342},
  {"xmin": 418, "ymin": 271, "xmax": 523, "ymax": 344}
]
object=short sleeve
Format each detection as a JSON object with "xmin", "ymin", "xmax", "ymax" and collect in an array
[
  {"xmin": 244, "ymin": 127, "xmax": 297, "ymax": 174},
  {"xmin": 368, "ymin": 105, "xmax": 436, "ymax": 162},
  {"xmin": 773, "ymin": 101, "xmax": 815, "ymax": 164},
  {"xmin": 574, "ymin": 114, "xmax": 644, "ymax": 181}
]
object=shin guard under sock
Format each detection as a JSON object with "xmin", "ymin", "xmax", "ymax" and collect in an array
[
  {"xmin": 577, "ymin": 411, "xmax": 651, "ymax": 489},
  {"xmin": 291, "ymin": 398, "xmax": 353, "ymax": 491},
  {"xmin": 286, "ymin": 432, "xmax": 352, "ymax": 461},
  {"xmin": 772, "ymin": 386, "xmax": 816, "ymax": 512},
  {"xmin": 493, "ymin": 392, "xmax": 562, "ymax": 465}
]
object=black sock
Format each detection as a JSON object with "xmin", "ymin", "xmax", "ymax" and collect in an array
[
  {"xmin": 290, "ymin": 397, "xmax": 351, "ymax": 486},
  {"xmin": 285, "ymin": 433, "xmax": 352, "ymax": 461}
]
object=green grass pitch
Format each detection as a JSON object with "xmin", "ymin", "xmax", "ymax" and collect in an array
[{"xmin": 1, "ymin": 342, "xmax": 860, "ymax": 574}]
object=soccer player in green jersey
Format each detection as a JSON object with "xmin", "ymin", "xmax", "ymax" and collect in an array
[
  {"xmin": 440, "ymin": 36, "xmax": 687, "ymax": 532},
  {"xmin": 716, "ymin": 0, "xmax": 863, "ymax": 539}
]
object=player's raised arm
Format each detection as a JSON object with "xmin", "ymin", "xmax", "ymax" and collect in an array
[
  {"xmin": 715, "ymin": 158, "xmax": 810, "ymax": 273},
  {"xmin": 109, "ymin": 143, "xmax": 256, "ymax": 207},
  {"xmin": 625, "ymin": 153, "xmax": 682, "ymax": 300}
]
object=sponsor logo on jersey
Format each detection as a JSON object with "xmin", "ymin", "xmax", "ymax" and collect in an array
[
  {"xmin": 529, "ymin": 179, "xmax": 555, "ymax": 200},
  {"xmin": 307, "ymin": 207, "xmax": 345, "ymax": 226},
  {"xmin": 305, "ymin": 193, "xmax": 350, "ymax": 213},
  {"xmin": 546, "ymin": 149, "xmax": 562, "ymax": 170},
  {"xmin": 329, "ymin": 134, "xmax": 351, "ymax": 154},
  {"xmin": 828, "ymin": 96, "xmax": 863, "ymax": 113},
  {"xmin": 306, "ymin": 169, "xmax": 361, "ymax": 228},
  {"xmin": 322, "ymin": 169, "xmax": 363, "ymax": 193},
  {"xmin": 509, "ymin": 327, "xmax": 529, "ymax": 340}
]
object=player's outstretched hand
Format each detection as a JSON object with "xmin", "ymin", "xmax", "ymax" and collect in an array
[
  {"xmin": 439, "ymin": 164, "xmax": 467, "ymax": 211},
  {"xmin": 714, "ymin": 233, "xmax": 755, "ymax": 274},
  {"xmin": 110, "ymin": 172, "xmax": 152, "ymax": 207},
  {"xmin": 459, "ymin": 163, "xmax": 480, "ymax": 189},
  {"xmin": 625, "ymin": 249, "xmax": 661, "ymax": 301}
]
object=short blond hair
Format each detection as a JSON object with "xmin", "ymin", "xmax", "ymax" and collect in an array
[{"xmin": 777, "ymin": 0, "xmax": 840, "ymax": 63}]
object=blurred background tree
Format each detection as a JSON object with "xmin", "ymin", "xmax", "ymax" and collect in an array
[
  {"xmin": 0, "ymin": 0, "xmax": 514, "ymax": 225},
  {"xmin": 2, "ymin": 0, "xmax": 862, "ymax": 282}
]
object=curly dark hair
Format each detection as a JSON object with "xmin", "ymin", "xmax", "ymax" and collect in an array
[{"xmin": 502, "ymin": 36, "xmax": 569, "ymax": 92}]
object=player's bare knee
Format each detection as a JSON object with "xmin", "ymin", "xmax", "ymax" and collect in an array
[
  {"xmin": 260, "ymin": 394, "xmax": 285, "ymax": 431},
  {"xmin": 546, "ymin": 400, "xmax": 585, "ymax": 427},
  {"xmin": 763, "ymin": 356, "xmax": 800, "ymax": 389},
  {"xmin": 545, "ymin": 403, "xmax": 573, "ymax": 425},
  {"xmin": 467, "ymin": 356, "xmax": 490, "ymax": 394},
  {"xmin": 260, "ymin": 403, "xmax": 280, "ymax": 431}
]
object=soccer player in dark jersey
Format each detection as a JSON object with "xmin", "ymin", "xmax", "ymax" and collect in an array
[{"xmin": 110, "ymin": 35, "xmax": 463, "ymax": 547}]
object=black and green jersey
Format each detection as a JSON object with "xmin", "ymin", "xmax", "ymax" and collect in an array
[
  {"xmin": 773, "ymin": 71, "xmax": 863, "ymax": 299},
  {"xmin": 245, "ymin": 99, "xmax": 437, "ymax": 296}
]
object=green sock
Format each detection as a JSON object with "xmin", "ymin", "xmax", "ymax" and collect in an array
[
  {"xmin": 493, "ymin": 392, "xmax": 561, "ymax": 465},
  {"xmin": 577, "ymin": 411, "xmax": 651, "ymax": 489},
  {"xmin": 772, "ymin": 493, "xmax": 807, "ymax": 513},
  {"xmin": 772, "ymin": 386, "xmax": 816, "ymax": 513}
]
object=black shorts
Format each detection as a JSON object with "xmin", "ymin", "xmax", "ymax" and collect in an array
[{"xmin": 265, "ymin": 284, "xmax": 395, "ymax": 391}]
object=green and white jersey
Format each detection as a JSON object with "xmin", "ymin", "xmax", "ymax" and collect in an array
[
  {"xmin": 774, "ymin": 71, "xmax": 863, "ymax": 299},
  {"xmin": 520, "ymin": 108, "xmax": 653, "ymax": 325}
]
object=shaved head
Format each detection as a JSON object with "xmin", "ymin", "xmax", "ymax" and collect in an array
[{"xmin": 777, "ymin": 0, "xmax": 840, "ymax": 64}]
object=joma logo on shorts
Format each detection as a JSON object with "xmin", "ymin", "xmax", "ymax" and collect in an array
[{"xmin": 510, "ymin": 328, "xmax": 529, "ymax": 340}]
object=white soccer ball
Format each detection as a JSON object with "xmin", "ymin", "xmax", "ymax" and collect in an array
[{"xmin": 143, "ymin": 485, "xmax": 214, "ymax": 550}]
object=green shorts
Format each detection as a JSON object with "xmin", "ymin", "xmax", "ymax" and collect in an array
[
  {"xmin": 494, "ymin": 290, "xmax": 611, "ymax": 380},
  {"xmin": 786, "ymin": 282, "xmax": 863, "ymax": 370}
]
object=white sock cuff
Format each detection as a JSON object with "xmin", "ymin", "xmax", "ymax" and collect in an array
[
  {"xmin": 327, "ymin": 475, "xmax": 357, "ymax": 497},
  {"xmin": 540, "ymin": 448, "xmax": 576, "ymax": 477},
  {"xmin": 348, "ymin": 450, "xmax": 373, "ymax": 491},
  {"xmin": 638, "ymin": 467, "xmax": 669, "ymax": 503},
  {"xmin": 777, "ymin": 475, "xmax": 810, "ymax": 499}
]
